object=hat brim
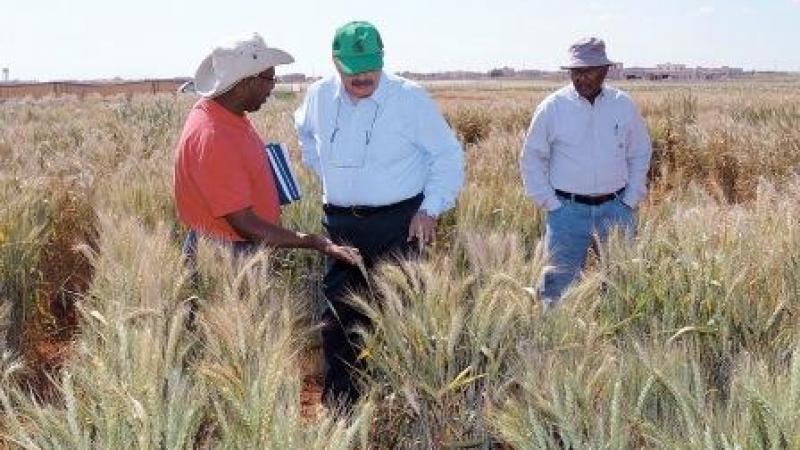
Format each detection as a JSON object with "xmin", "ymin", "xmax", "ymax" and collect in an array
[
  {"xmin": 194, "ymin": 47, "xmax": 295, "ymax": 98},
  {"xmin": 335, "ymin": 53, "xmax": 383, "ymax": 75},
  {"xmin": 560, "ymin": 59, "xmax": 616, "ymax": 70}
]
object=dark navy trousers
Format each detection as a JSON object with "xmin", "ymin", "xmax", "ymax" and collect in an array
[{"xmin": 320, "ymin": 194, "xmax": 423, "ymax": 405}]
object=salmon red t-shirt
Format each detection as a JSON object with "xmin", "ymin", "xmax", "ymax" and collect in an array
[{"xmin": 174, "ymin": 99, "xmax": 280, "ymax": 241}]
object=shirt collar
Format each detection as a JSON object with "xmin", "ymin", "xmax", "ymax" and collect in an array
[
  {"xmin": 567, "ymin": 84, "xmax": 607, "ymax": 105},
  {"xmin": 333, "ymin": 71, "xmax": 390, "ymax": 107},
  {"xmin": 197, "ymin": 98, "xmax": 251, "ymax": 129}
]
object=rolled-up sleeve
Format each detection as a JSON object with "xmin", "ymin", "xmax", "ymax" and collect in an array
[
  {"xmin": 520, "ymin": 102, "xmax": 561, "ymax": 211},
  {"xmin": 621, "ymin": 106, "xmax": 652, "ymax": 208},
  {"xmin": 294, "ymin": 87, "xmax": 322, "ymax": 179},
  {"xmin": 415, "ymin": 91, "xmax": 464, "ymax": 216}
]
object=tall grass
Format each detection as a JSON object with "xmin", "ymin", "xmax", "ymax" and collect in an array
[
  {"xmin": 0, "ymin": 94, "xmax": 366, "ymax": 448},
  {"xmin": 1, "ymin": 214, "xmax": 368, "ymax": 448},
  {"xmin": 1, "ymin": 78, "xmax": 800, "ymax": 448}
]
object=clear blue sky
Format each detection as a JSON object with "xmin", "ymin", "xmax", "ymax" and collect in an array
[{"xmin": 2, "ymin": 0, "xmax": 799, "ymax": 81}]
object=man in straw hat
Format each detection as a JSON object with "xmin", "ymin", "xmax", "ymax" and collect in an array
[
  {"xmin": 174, "ymin": 33, "xmax": 361, "ymax": 267},
  {"xmin": 295, "ymin": 21, "xmax": 464, "ymax": 405},
  {"xmin": 520, "ymin": 37, "xmax": 652, "ymax": 308}
]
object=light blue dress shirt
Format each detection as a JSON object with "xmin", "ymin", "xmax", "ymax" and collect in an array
[
  {"xmin": 520, "ymin": 85, "xmax": 652, "ymax": 211},
  {"xmin": 294, "ymin": 72, "xmax": 464, "ymax": 216}
]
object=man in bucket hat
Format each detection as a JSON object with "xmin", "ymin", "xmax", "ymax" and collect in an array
[
  {"xmin": 295, "ymin": 21, "xmax": 464, "ymax": 406},
  {"xmin": 520, "ymin": 37, "xmax": 652, "ymax": 308},
  {"xmin": 174, "ymin": 33, "xmax": 361, "ymax": 267}
]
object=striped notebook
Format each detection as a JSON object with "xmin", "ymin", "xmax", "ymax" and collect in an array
[{"xmin": 265, "ymin": 143, "xmax": 301, "ymax": 205}]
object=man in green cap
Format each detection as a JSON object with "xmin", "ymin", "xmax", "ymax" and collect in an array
[{"xmin": 295, "ymin": 20, "xmax": 464, "ymax": 406}]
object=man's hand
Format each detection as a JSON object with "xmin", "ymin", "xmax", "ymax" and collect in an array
[
  {"xmin": 407, "ymin": 210, "xmax": 437, "ymax": 251},
  {"xmin": 324, "ymin": 243, "xmax": 363, "ymax": 267},
  {"xmin": 224, "ymin": 208, "xmax": 362, "ymax": 266},
  {"xmin": 313, "ymin": 235, "xmax": 363, "ymax": 267}
]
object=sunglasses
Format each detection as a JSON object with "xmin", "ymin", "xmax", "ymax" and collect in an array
[{"xmin": 253, "ymin": 73, "xmax": 277, "ymax": 83}]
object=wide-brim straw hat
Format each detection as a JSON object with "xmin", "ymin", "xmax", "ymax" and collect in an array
[
  {"xmin": 560, "ymin": 37, "xmax": 616, "ymax": 69},
  {"xmin": 194, "ymin": 33, "xmax": 294, "ymax": 98}
]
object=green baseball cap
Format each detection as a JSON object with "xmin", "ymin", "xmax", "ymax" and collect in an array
[{"xmin": 332, "ymin": 21, "xmax": 384, "ymax": 75}]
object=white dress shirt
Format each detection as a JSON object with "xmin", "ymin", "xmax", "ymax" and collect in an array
[
  {"xmin": 520, "ymin": 84, "xmax": 652, "ymax": 211},
  {"xmin": 294, "ymin": 72, "xmax": 464, "ymax": 216}
]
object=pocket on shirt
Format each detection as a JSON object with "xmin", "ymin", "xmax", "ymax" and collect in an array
[
  {"xmin": 327, "ymin": 129, "xmax": 369, "ymax": 168},
  {"xmin": 612, "ymin": 120, "xmax": 630, "ymax": 157}
]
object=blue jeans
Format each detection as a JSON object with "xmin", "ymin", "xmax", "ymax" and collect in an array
[{"xmin": 540, "ymin": 197, "xmax": 635, "ymax": 305}]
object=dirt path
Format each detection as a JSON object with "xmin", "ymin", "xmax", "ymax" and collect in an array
[{"xmin": 299, "ymin": 348, "xmax": 325, "ymax": 420}]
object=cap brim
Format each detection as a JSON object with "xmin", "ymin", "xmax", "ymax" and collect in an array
[{"xmin": 335, "ymin": 53, "xmax": 383, "ymax": 75}]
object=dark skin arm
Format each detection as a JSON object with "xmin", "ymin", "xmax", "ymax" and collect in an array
[{"xmin": 224, "ymin": 207, "xmax": 361, "ymax": 265}]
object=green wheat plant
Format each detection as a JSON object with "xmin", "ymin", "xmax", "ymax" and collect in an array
[{"xmin": 1, "ymin": 78, "xmax": 799, "ymax": 448}]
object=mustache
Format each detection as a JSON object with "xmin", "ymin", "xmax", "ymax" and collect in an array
[{"xmin": 350, "ymin": 79, "xmax": 375, "ymax": 88}]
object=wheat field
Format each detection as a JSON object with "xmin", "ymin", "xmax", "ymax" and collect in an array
[{"xmin": 1, "ymin": 78, "xmax": 799, "ymax": 449}]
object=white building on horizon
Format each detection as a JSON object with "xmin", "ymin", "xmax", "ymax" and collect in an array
[{"xmin": 623, "ymin": 63, "xmax": 744, "ymax": 80}]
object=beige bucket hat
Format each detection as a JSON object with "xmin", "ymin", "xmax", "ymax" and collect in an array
[
  {"xmin": 194, "ymin": 33, "xmax": 294, "ymax": 98},
  {"xmin": 560, "ymin": 37, "xmax": 616, "ymax": 69}
]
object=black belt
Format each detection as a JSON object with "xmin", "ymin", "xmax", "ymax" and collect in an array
[
  {"xmin": 323, "ymin": 193, "xmax": 423, "ymax": 217},
  {"xmin": 555, "ymin": 188, "xmax": 625, "ymax": 205}
]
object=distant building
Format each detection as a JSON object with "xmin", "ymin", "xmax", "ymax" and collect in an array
[
  {"xmin": 1, "ymin": 68, "xmax": 8, "ymax": 82},
  {"xmin": 279, "ymin": 73, "xmax": 307, "ymax": 83},
  {"xmin": 398, "ymin": 70, "xmax": 488, "ymax": 81},
  {"xmin": 623, "ymin": 63, "xmax": 744, "ymax": 80},
  {"xmin": 488, "ymin": 66, "xmax": 516, "ymax": 78},
  {"xmin": 0, "ymin": 77, "xmax": 193, "ymax": 99},
  {"xmin": 607, "ymin": 63, "xmax": 624, "ymax": 80}
]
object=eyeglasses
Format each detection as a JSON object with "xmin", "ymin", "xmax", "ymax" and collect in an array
[
  {"xmin": 570, "ymin": 68, "xmax": 606, "ymax": 80},
  {"xmin": 329, "ymin": 97, "xmax": 379, "ymax": 146},
  {"xmin": 254, "ymin": 73, "xmax": 277, "ymax": 83}
]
